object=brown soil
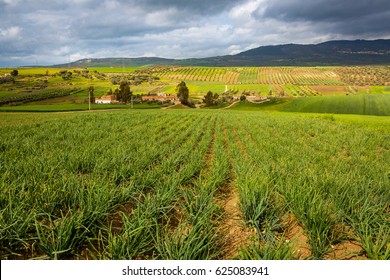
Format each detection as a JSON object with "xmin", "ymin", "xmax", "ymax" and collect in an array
[
  {"xmin": 284, "ymin": 213, "xmax": 312, "ymax": 259},
  {"xmin": 164, "ymin": 206, "xmax": 184, "ymax": 232},
  {"xmin": 325, "ymin": 240, "xmax": 367, "ymax": 260},
  {"xmin": 311, "ymin": 86, "xmax": 346, "ymax": 93},
  {"xmin": 219, "ymin": 185, "xmax": 255, "ymax": 259},
  {"xmin": 325, "ymin": 225, "xmax": 367, "ymax": 260},
  {"xmin": 108, "ymin": 202, "xmax": 135, "ymax": 234}
]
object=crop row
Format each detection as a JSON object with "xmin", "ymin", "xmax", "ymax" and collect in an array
[
  {"xmin": 152, "ymin": 67, "xmax": 357, "ymax": 86},
  {"xmin": 1, "ymin": 110, "xmax": 389, "ymax": 260},
  {"xmin": 0, "ymin": 88, "xmax": 83, "ymax": 106},
  {"xmin": 223, "ymin": 112, "xmax": 389, "ymax": 259},
  {"xmin": 335, "ymin": 66, "xmax": 390, "ymax": 86}
]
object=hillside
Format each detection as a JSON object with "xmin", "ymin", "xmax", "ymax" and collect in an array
[
  {"xmin": 57, "ymin": 39, "xmax": 390, "ymax": 67},
  {"xmin": 230, "ymin": 94, "xmax": 390, "ymax": 116}
]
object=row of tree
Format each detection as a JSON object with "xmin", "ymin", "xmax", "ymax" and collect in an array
[{"xmin": 91, "ymin": 80, "xmax": 245, "ymax": 107}]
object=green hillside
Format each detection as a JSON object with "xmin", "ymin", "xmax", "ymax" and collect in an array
[
  {"xmin": 282, "ymin": 94, "xmax": 390, "ymax": 116},
  {"xmin": 231, "ymin": 94, "xmax": 390, "ymax": 116}
]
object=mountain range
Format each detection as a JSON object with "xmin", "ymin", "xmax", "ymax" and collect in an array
[{"xmin": 58, "ymin": 39, "xmax": 390, "ymax": 67}]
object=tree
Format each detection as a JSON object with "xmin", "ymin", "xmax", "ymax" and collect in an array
[
  {"xmin": 59, "ymin": 70, "xmax": 72, "ymax": 80},
  {"xmin": 88, "ymin": 86, "xmax": 95, "ymax": 104},
  {"xmin": 116, "ymin": 81, "xmax": 132, "ymax": 103},
  {"xmin": 176, "ymin": 81, "xmax": 189, "ymax": 105},
  {"xmin": 10, "ymin": 69, "xmax": 18, "ymax": 77},
  {"xmin": 203, "ymin": 91, "xmax": 215, "ymax": 106}
]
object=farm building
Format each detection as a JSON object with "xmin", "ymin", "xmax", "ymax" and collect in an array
[
  {"xmin": 141, "ymin": 94, "xmax": 176, "ymax": 103},
  {"xmin": 95, "ymin": 95, "xmax": 116, "ymax": 104}
]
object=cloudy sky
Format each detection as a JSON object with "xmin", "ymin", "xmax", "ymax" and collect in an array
[{"xmin": 1, "ymin": 0, "xmax": 389, "ymax": 66}]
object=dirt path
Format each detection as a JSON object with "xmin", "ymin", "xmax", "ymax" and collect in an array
[
  {"xmin": 248, "ymin": 98, "xmax": 271, "ymax": 104},
  {"xmin": 223, "ymin": 101, "xmax": 239, "ymax": 109}
]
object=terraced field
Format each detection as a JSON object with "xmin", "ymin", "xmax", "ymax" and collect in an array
[{"xmin": 1, "ymin": 110, "xmax": 389, "ymax": 260}]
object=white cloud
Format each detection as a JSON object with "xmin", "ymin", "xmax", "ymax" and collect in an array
[
  {"xmin": 145, "ymin": 7, "xmax": 179, "ymax": 27},
  {"xmin": 229, "ymin": 0, "xmax": 264, "ymax": 19},
  {"xmin": 0, "ymin": 26, "xmax": 21, "ymax": 38}
]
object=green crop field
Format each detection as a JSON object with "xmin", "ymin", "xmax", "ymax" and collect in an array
[
  {"xmin": 1, "ymin": 109, "xmax": 389, "ymax": 260},
  {"xmin": 231, "ymin": 94, "xmax": 390, "ymax": 116},
  {"xmin": 0, "ymin": 66, "xmax": 389, "ymax": 261}
]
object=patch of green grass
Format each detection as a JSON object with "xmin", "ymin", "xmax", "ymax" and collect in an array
[
  {"xmin": 281, "ymin": 94, "xmax": 390, "ymax": 116},
  {"xmin": 369, "ymin": 86, "xmax": 390, "ymax": 94},
  {"xmin": 87, "ymin": 67, "xmax": 139, "ymax": 73},
  {"xmin": 232, "ymin": 95, "xmax": 390, "ymax": 116},
  {"xmin": 201, "ymin": 102, "xmax": 231, "ymax": 109},
  {"xmin": 166, "ymin": 104, "xmax": 191, "ymax": 110},
  {"xmin": 0, "ymin": 112, "xmax": 82, "ymax": 127},
  {"xmin": 229, "ymin": 84, "xmax": 270, "ymax": 94},
  {"xmin": 229, "ymin": 99, "xmax": 290, "ymax": 111}
]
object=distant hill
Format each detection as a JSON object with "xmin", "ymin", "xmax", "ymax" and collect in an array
[
  {"xmin": 229, "ymin": 39, "xmax": 390, "ymax": 66},
  {"xmin": 56, "ymin": 57, "xmax": 177, "ymax": 68},
  {"xmin": 56, "ymin": 39, "xmax": 390, "ymax": 67}
]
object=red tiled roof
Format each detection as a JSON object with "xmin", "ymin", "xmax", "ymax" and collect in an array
[{"xmin": 97, "ymin": 95, "xmax": 115, "ymax": 101}]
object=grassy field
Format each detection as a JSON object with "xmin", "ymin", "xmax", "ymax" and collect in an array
[
  {"xmin": 282, "ymin": 94, "xmax": 390, "ymax": 115},
  {"xmin": 87, "ymin": 67, "xmax": 139, "ymax": 73},
  {"xmin": 0, "ymin": 109, "xmax": 389, "ymax": 260},
  {"xmin": 230, "ymin": 94, "xmax": 390, "ymax": 116}
]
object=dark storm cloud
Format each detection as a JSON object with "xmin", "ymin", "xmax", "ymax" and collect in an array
[
  {"xmin": 263, "ymin": 0, "xmax": 388, "ymax": 21},
  {"xmin": 130, "ymin": 0, "xmax": 241, "ymax": 14},
  {"xmin": 260, "ymin": 0, "xmax": 390, "ymax": 35}
]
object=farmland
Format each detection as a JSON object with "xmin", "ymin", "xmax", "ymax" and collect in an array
[
  {"xmin": 0, "ymin": 109, "xmax": 389, "ymax": 260},
  {"xmin": 230, "ymin": 94, "xmax": 390, "ymax": 116},
  {"xmin": 1, "ymin": 66, "xmax": 390, "ymax": 113},
  {"xmin": 152, "ymin": 65, "xmax": 390, "ymax": 96},
  {"xmin": 0, "ymin": 64, "xmax": 389, "ymax": 260}
]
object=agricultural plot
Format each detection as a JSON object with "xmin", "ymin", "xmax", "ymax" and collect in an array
[
  {"xmin": 1, "ymin": 110, "xmax": 389, "ymax": 260},
  {"xmin": 150, "ymin": 66, "xmax": 353, "ymax": 86},
  {"xmin": 335, "ymin": 66, "xmax": 390, "ymax": 86},
  {"xmin": 148, "ymin": 66, "xmax": 390, "ymax": 96},
  {"xmin": 230, "ymin": 94, "xmax": 390, "ymax": 116},
  {"xmin": 1, "ymin": 66, "xmax": 390, "ymax": 113},
  {"xmin": 281, "ymin": 94, "xmax": 390, "ymax": 116}
]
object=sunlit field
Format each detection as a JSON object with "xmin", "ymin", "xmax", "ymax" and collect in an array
[{"xmin": 1, "ymin": 109, "xmax": 389, "ymax": 260}]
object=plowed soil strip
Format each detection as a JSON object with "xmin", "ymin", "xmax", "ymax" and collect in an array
[
  {"xmin": 220, "ymin": 184, "xmax": 255, "ymax": 259},
  {"xmin": 219, "ymin": 120, "xmax": 255, "ymax": 259},
  {"xmin": 284, "ymin": 213, "xmax": 312, "ymax": 260}
]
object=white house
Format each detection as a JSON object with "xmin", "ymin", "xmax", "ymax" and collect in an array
[{"xmin": 95, "ymin": 95, "xmax": 116, "ymax": 104}]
